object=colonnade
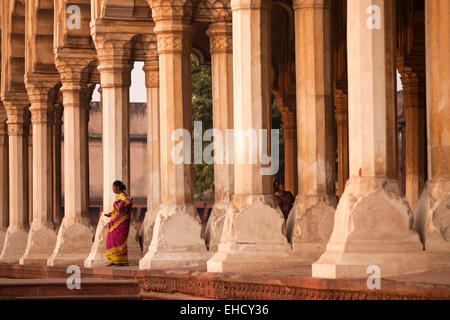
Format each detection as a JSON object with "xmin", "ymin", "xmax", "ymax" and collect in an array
[{"xmin": 0, "ymin": 0, "xmax": 448, "ymax": 278}]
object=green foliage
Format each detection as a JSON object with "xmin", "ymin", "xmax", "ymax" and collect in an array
[
  {"xmin": 191, "ymin": 56, "xmax": 214, "ymax": 200},
  {"xmin": 190, "ymin": 55, "xmax": 286, "ymax": 199}
]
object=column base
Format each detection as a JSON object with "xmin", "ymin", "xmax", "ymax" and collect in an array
[
  {"xmin": 313, "ymin": 251, "xmax": 428, "ymax": 279},
  {"xmin": 84, "ymin": 213, "xmax": 142, "ymax": 267},
  {"xmin": 286, "ymin": 195, "xmax": 336, "ymax": 264},
  {"xmin": 207, "ymin": 195, "xmax": 299, "ymax": 273},
  {"xmin": 204, "ymin": 201, "xmax": 228, "ymax": 251},
  {"xmin": 19, "ymin": 222, "xmax": 57, "ymax": 265},
  {"xmin": 414, "ymin": 180, "xmax": 450, "ymax": 270},
  {"xmin": 47, "ymin": 216, "xmax": 93, "ymax": 266},
  {"xmin": 0, "ymin": 226, "xmax": 29, "ymax": 263},
  {"xmin": 139, "ymin": 203, "xmax": 211, "ymax": 270},
  {"xmin": 312, "ymin": 177, "xmax": 428, "ymax": 279},
  {"xmin": 140, "ymin": 208, "xmax": 158, "ymax": 255}
]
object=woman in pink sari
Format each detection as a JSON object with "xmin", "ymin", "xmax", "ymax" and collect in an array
[{"xmin": 104, "ymin": 180, "xmax": 133, "ymax": 266}]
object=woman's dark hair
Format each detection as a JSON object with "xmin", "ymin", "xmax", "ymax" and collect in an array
[
  {"xmin": 273, "ymin": 178, "xmax": 281, "ymax": 193},
  {"xmin": 113, "ymin": 180, "xmax": 126, "ymax": 191}
]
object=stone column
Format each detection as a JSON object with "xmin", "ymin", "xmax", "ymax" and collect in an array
[
  {"xmin": 20, "ymin": 84, "xmax": 58, "ymax": 265},
  {"xmin": 85, "ymin": 38, "xmax": 141, "ymax": 267},
  {"xmin": 335, "ymin": 88, "xmax": 349, "ymax": 198},
  {"xmin": 285, "ymin": 0, "xmax": 337, "ymax": 264},
  {"xmin": 140, "ymin": 1, "xmax": 211, "ymax": 270},
  {"xmin": 281, "ymin": 108, "xmax": 297, "ymax": 195},
  {"xmin": 0, "ymin": 109, "xmax": 8, "ymax": 251},
  {"xmin": 312, "ymin": 0, "xmax": 426, "ymax": 278},
  {"xmin": 0, "ymin": 102, "xmax": 30, "ymax": 263},
  {"xmin": 207, "ymin": 0, "xmax": 298, "ymax": 273},
  {"xmin": 398, "ymin": 66, "xmax": 426, "ymax": 211},
  {"xmin": 53, "ymin": 104, "xmax": 63, "ymax": 226},
  {"xmin": 414, "ymin": 0, "xmax": 450, "ymax": 270},
  {"xmin": 204, "ymin": 22, "xmax": 234, "ymax": 252},
  {"xmin": 140, "ymin": 54, "xmax": 160, "ymax": 254},
  {"xmin": 48, "ymin": 60, "xmax": 94, "ymax": 266},
  {"xmin": 27, "ymin": 117, "xmax": 33, "ymax": 228}
]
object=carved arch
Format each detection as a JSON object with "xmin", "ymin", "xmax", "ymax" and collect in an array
[{"xmin": 1, "ymin": 0, "xmax": 27, "ymax": 100}]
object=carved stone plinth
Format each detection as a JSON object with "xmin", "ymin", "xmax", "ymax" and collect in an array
[
  {"xmin": 140, "ymin": 204, "xmax": 212, "ymax": 269},
  {"xmin": 207, "ymin": 195, "xmax": 298, "ymax": 272}
]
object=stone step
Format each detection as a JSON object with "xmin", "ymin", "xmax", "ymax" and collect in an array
[
  {"xmin": 0, "ymin": 278, "xmax": 141, "ymax": 299},
  {"xmin": 4, "ymin": 294, "xmax": 142, "ymax": 300}
]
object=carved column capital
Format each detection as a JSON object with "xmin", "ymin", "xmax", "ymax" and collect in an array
[
  {"xmin": 93, "ymin": 37, "xmax": 134, "ymax": 88},
  {"xmin": 25, "ymin": 82, "xmax": 59, "ymax": 106},
  {"xmin": 398, "ymin": 65, "xmax": 426, "ymax": 109},
  {"xmin": 4, "ymin": 104, "xmax": 29, "ymax": 137},
  {"xmin": 148, "ymin": 0, "xmax": 194, "ymax": 24},
  {"xmin": 155, "ymin": 28, "xmax": 194, "ymax": 54},
  {"xmin": 94, "ymin": 38, "xmax": 133, "ymax": 65},
  {"xmin": 55, "ymin": 58, "xmax": 93, "ymax": 92},
  {"xmin": 207, "ymin": 22, "xmax": 233, "ymax": 54},
  {"xmin": 149, "ymin": 1, "xmax": 194, "ymax": 54},
  {"xmin": 143, "ymin": 41, "xmax": 160, "ymax": 89},
  {"xmin": 136, "ymin": 34, "xmax": 158, "ymax": 63},
  {"xmin": 398, "ymin": 65, "xmax": 425, "ymax": 88},
  {"xmin": 144, "ymin": 67, "xmax": 160, "ymax": 88},
  {"xmin": 30, "ymin": 109, "xmax": 54, "ymax": 125}
]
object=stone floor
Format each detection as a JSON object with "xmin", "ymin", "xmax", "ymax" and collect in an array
[{"xmin": 0, "ymin": 263, "xmax": 449, "ymax": 299}]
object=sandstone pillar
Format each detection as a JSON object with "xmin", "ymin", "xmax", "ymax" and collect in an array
[
  {"xmin": 335, "ymin": 88, "xmax": 349, "ymax": 198},
  {"xmin": 285, "ymin": 0, "xmax": 337, "ymax": 264},
  {"xmin": 397, "ymin": 66, "xmax": 427, "ymax": 211},
  {"xmin": 312, "ymin": 0, "xmax": 427, "ymax": 278},
  {"xmin": 85, "ymin": 38, "xmax": 140, "ymax": 266},
  {"xmin": 281, "ymin": 109, "xmax": 298, "ymax": 196},
  {"xmin": 0, "ymin": 110, "xmax": 8, "ymax": 251},
  {"xmin": 53, "ymin": 104, "xmax": 63, "ymax": 226},
  {"xmin": 0, "ymin": 102, "xmax": 30, "ymax": 263},
  {"xmin": 48, "ymin": 61, "xmax": 94, "ymax": 266},
  {"xmin": 207, "ymin": 0, "xmax": 297, "ymax": 273},
  {"xmin": 140, "ymin": 55, "xmax": 160, "ymax": 254},
  {"xmin": 204, "ymin": 22, "xmax": 234, "ymax": 251},
  {"xmin": 414, "ymin": 0, "xmax": 450, "ymax": 270},
  {"xmin": 28, "ymin": 119, "xmax": 33, "ymax": 228},
  {"xmin": 140, "ymin": 2, "xmax": 210, "ymax": 269},
  {"xmin": 20, "ymin": 84, "xmax": 58, "ymax": 265}
]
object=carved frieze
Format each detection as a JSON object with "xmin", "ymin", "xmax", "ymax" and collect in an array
[
  {"xmin": 156, "ymin": 33, "xmax": 193, "ymax": 53},
  {"xmin": 149, "ymin": 0, "xmax": 194, "ymax": 22},
  {"xmin": 209, "ymin": 33, "xmax": 232, "ymax": 54},
  {"xmin": 144, "ymin": 69, "xmax": 160, "ymax": 88},
  {"xmin": 194, "ymin": 1, "xmax": 232, "ymax": 23}
]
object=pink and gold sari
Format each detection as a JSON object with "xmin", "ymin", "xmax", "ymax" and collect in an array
[{"xmin": 106, "ymin": 193, "xmax": 132, "ymax": 265}]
